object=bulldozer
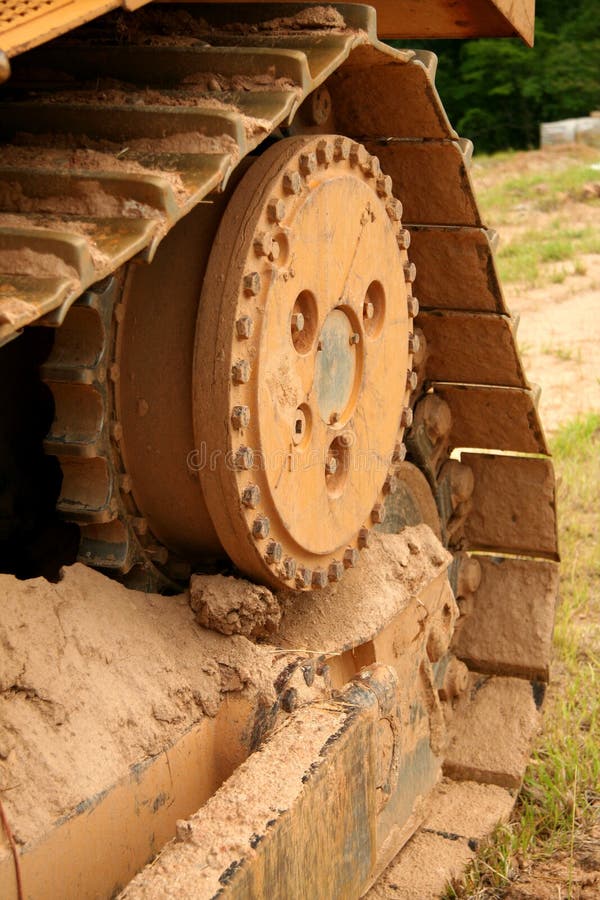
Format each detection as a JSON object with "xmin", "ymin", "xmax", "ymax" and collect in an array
[{"xmin": 0, "ymin": 0, "xmax": 559, "ymax": 896}]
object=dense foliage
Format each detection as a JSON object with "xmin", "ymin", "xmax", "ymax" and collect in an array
[{"xmin": 391, "ymin": 0, "xmax": 600, "ymax": 153}]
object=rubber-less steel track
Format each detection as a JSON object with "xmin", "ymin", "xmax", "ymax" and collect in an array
[{"xmin": 0, "ymin": 3, "xmax": 559, "ymax": 895}]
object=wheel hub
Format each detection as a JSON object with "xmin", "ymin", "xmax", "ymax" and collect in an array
[{"xmin": 194, "ymin": 135, "xmax": 417, "ymax": 589}]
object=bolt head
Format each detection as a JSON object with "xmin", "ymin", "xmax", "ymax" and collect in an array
[
  {"xmin": 281, "ymin": 687, "xmax": 299, "ymax": 713},
  {"xmin": 296, "ymin": 566, "xmax": 312, "ymax": 588},
  {"xmin": 283, "ymin": 171, "xmax": 302, "ymax": 195},
  {"xmin": 299, "ymin": 151, "xmax": 317, "ymax": 176},
  {"xmin": 363, "ymin": 300, "xmax": 375, "ymax": 320},
  {"xmin": 407, "ymin": 296, "xmax": 419, "ymax": 318},
  {"xmin": 328, "ymin": 560, "xmax": 344, "ymax": 582},
  {"xmin": 397, "ymin": 228, "xmax": 411, "ymax": 250},
  {"xmin": 406, "ymin": 369, "xmax": 418, "ymax": 391},
  {"xmin": 252, "ymin": 515, "xmax": 270, "ymax": 540},
  {"xmin": 235, "ymin": 315, "xmax": 254, "ymax": 339},
  {"xmin": 232, "ymin": 359, "xmax": 251, "ymax": 384},
  {"xmin": 312, "ymin": 569, "xmax": 328, "ymax": 589},
  {"xmin": 291, "ymin": 312, "xmax": 305, "ymax": 333},
  {"xmin": 243, "ymin": 272, "xmax": 261, "ymax": 296},
  {"xmin": 325, "ymin": 456, "xmax": 338, "ymax": 476},
  {"xmin": 376, "ymin": 174, "xmax": 393, "ymax": 198},
  {"xmin": 231, "ymin": 405, "xmax": 251, "ymax": 430},
  {"xmin": 283, "ymin": 557, "xmax": 297, "ymax": 580},
  {"xmin": 371, "ymin": 503, "xmax": 386, "ymax": 524},
  {"xmin": 267, "ymin": 198, "xmax": 286, "ymax": 223},
  {"xmin": 401, "ymin": 406, "xmax": 414, "ymax": 428},
  {"xmin": 408, "ymin": 332, "xmax": 421, "ymax": 355},
  {"xmin": 316, "ymin": 139, "xmax": 334, "ymax": 165},
  {"xmin": 234, "ymin": 446, "xmax": 254, "ymax": 470},
  {"xmin": 404, "ymin": 262, "xmax": 417, "ymax": 283},
  {"xmin": 392, "ymin": 441, "xmax": 407, "ymax": 463},
  {"xmin": 109, "ymin": 363, "xmax": 120, "ymax": 383},
  {"xmin": 241, "ymin": 483, "xmax": 261, "ymax": 508},
  {"xmin": 368, "ymin": 155, "xmax": 381, "ymax": 178},
  {"xmin": 358, "ymin": 527, "xmax": 371, "ymax": 549},
  {"xmin": 349, "ymin": 332, "xmax": 360, "ymax": 345},
  {"xmin": 349, "ymin": 142, "xmax": 365, "ymax": 166},
  {"xmin": 334, "ymin": 136, "xmax": 351, "ymax": 160},
  {"xmin": 110, "ymin": 421, "xmax": 123, "ymax": 442},
  {"xmin": 254, "ymin": 233, "xmax": 272, "ymax": 258},
  {"xmin": 265, "ymin": 540, "xmax": 283, "ymax": 564},
  {"xmin": 343, "ymin": 547, "xmax": 360, "ymax": 568},
  {"xmin": 386, "ymin": 198, "xmax": 403, "ymax": 221}
]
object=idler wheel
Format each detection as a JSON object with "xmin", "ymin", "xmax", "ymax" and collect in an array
[{"xmin": 194, "ymin": 136, "xmax": 416, "ymax": 589}]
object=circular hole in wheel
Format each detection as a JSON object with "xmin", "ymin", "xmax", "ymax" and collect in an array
[
  {"xmin": 291, "ymin": 290, "xmax": 318, "ymax": 354},
  {"xmin": 363, "ymin": 280, "xmax": 386, "ymax": 339}
]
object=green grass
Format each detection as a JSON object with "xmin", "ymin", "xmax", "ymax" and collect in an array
[
  {"xmin": 476, "ymin": 161, "xmax": 600, "ymax": 221},
  {"xmin": 447, "ymin": 413, "xmax": 600, "ymax": 899},
  {"xmin": 496, "ymin": 225, "xmax": 600, "ymax": 286}
]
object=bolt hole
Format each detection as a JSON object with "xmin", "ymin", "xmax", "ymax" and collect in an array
[
  {"xmin": 292, "ymin": 404, "xmax": 311, "ymax": 449},
  {"xmin": 291, "ymin": 290, "xmax": 318, "ymax": 354},
  {"xmin": 363, "ymin": 280, "xmax": 386, "ymax": 339},
  {"xmin": 325, "ymin": 435, "xmax": 350, "ymax": 498}
]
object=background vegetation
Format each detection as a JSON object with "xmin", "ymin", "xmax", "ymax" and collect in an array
[{"xmin": 392, "ymin": 0, "xmax": 600, "ymax": 153}]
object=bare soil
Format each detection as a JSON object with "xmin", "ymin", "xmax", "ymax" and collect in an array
[{"xmin": 471, "ymin": 145, "xmax": 600, "ymax": 433}]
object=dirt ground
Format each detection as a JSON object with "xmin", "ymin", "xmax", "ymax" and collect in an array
[{"xmin": 471, "ymin": 145, "xmax": 600, "ymax": 434}]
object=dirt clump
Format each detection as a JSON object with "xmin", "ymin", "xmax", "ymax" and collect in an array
[{"xmin": 190, "ymin": 572, "xmax": 281, "ymax": 638}]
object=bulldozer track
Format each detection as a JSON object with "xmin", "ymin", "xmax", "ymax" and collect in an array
[{"xmin": 0, "ymin": 3, "xmax": 559, "ymax": 896}]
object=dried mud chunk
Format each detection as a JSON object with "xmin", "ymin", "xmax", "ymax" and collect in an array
[{"xmin": 189, "ymin": 573, "xmax": 281, "ymax": 638}]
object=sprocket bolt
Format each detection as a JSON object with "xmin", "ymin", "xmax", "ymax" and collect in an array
[
  {"xmin": 232, "ymin": 360, "xmax": 251, "ymax": 384},
  {"xmin": 392, "ymin": 441, "xmax": 407, "ymax": 462},
  {"xmin": 299, "ymin": 152, "xmax": 317, "ymax": 175},
  {"xmin": 234, "ymin": 446, "xmax": 254, "ymax": 470},
  {"xmin": 404, "ymin": 262, "xmax": 417, "ymax": 283},
  {"xmin": 344, "ymin": 547, "xmax": 359, "ymax": 568},
  {"xmin": 328, "ymin": 561, "xmax": 344, "ymax": 582},
  {"xmin": 231, "ymin": 406, "xmax": 251, "ymax": 430},
  {"xmin": 241, "ymin": 484, "xmax": 261, "ymax": 508},
  {"xmin": 401, "ymin": 406, "xmax": 414, "ymax": 428},
  {"xmin": 283, "ymin": 557, "xmax": 297, "ymax": 580},
  {"xmin": 358, "ymin": 527, "xmax": 371, "ymax": 549},
  {"xmin": 408, "ymin": 332, "xmax": 421, "ymax": 354},
  {"xmin": 265, "ymin": 540, "xmax": 283, "ymax": 564},
  {"xmin": 325, "ymin": 456, "xmax": 338, "ymax": 476},
  {"xmin": 252, "ymin": 515, "xmax": 270, "ymax": 540},
  {"xmin": 243, "ymin": 272, "xmax": 261, "ymax": 296},
  {"xmin": 407, "ymin": 296, "xmax": 419, "ymax": 318},
  {"xmin": 312, "ymin": 569, "xmax": 328, "ymax": 589},
  {"xmin": 397, "ymin": 228, "xmax": 411, "ymax": 250},
  {"xmin": 283, "ymin": 171, "xmax": 302, "ymax": 195},
  {"xmin": 291, "ymin": 312, "xmax": 305, "ymax": 333},
  {"xmin": 371, "ymin": 503, "xmax": 386, "ymax": 524},
  {"xmin": 267, "ymin": 198, "xmax": 286, "ymax": 223},
  {"xmin": 236, "ymin": 316, "xmax": 254, "ymax": 339},
  {"xmin": 316, "ymin": 139, "xmax": 334, "ymax": 165}
]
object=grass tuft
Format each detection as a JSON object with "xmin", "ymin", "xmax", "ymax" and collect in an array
[{"xmin": 447, "ymin": 413, "xmax": 600, "ymax": 899}]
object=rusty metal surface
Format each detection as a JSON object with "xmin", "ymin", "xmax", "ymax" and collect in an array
[
  {"xmin": 418, "ymin": 310, "xmax": 527, "ymax": 388},
  {"xmin": 433, "ymin": 384, "xmax": 548, "ymax": 454},
  {"xmin": 462, "ymin": 453, "xmax": 559, "ymax": 560},
  {"xmin": 408, "ymin": 225, "xmax": 509, "ymax": 314}
]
